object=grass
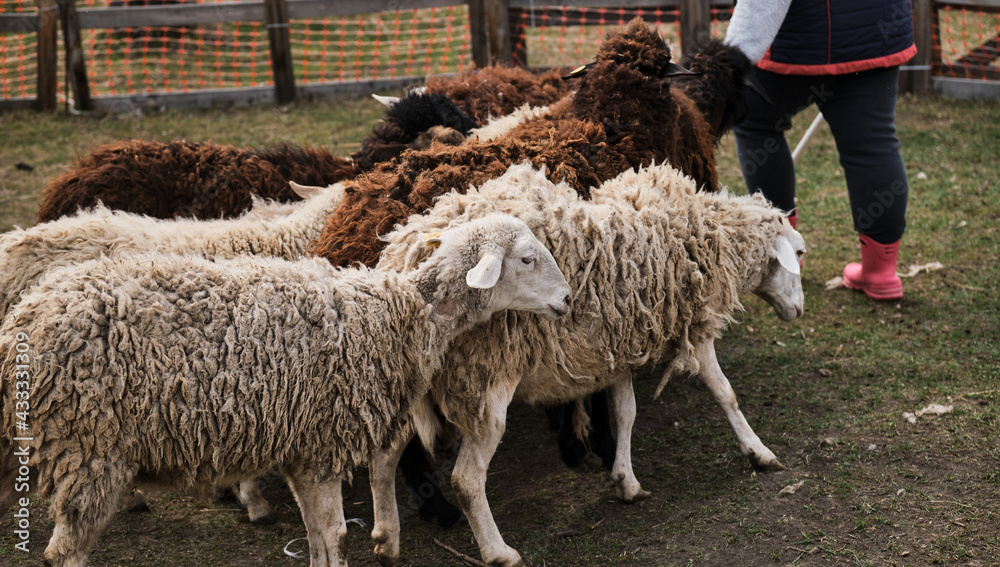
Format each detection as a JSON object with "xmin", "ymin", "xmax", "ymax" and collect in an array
[{"xmin": 0, "ymin": 91, "xmax": 999, "ymax": 566}]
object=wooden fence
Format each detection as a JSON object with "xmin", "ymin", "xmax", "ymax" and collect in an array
[{"xmin": 1, "ymin": 0, "xmax": 998, "ymax": 111}]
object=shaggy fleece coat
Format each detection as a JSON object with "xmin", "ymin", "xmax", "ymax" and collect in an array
[
  {"xmin": 424, "ymin": 64, "xmax": 570, "ymax": 125},
  {"xmin": 35, "ymin": 141, "xmax": 352, "ymax": 223},
  {"xmin": 379, "ymin": 163, "xmax": 786, "ymax": 435},
  {"xmin": 0, "ymin": 183, "xmax": 345, "ymax": 322},
  {"xmin": 0, "ymin": 213, "xmax": 568, "ymax": 567},
  {"xmin": 310, "ymin": 18, "xmax": 719, "ymax": 269}
]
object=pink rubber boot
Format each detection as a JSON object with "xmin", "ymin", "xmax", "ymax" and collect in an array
[
  {"xmin": 842, "ymin": 234, "xmax": 903, "ymax": 300},
  {"xmin": 786, "ymin": 211, "xmax": 798, "ymax": 230}
]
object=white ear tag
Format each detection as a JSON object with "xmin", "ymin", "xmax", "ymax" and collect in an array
[
  {"xmin": 466, "ymin": 249, "xmax": 503, "ymax": 289},
  {"xmin": 775, "ymin": 237, "xmax": 800, "ymax": 276}
]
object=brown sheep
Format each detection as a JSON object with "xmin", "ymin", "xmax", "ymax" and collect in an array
[
  {"xmin": 674, "ymin": 38, "xmax": 765, "ymax": 144},
  {"xmin": 310, "ymin": 18, "xmax": 719, "ymax": 270},
  {"xmin": 34, "ymin": 94, "xmax": 475, "ymax": 224},
  {"xmin": 34, "ymin": 141, "xmax": 349, "ymax": 223},
  {"xmin": 424, "ymin": 64, "xmax": 570, "ymax": 125}
]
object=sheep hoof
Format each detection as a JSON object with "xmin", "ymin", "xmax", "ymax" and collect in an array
[
  {"xmin": 249, "ymin": 511, "xmax": 277, "ymax": 525},
  {"xmin": 374, "ymin": 547, "xmax": 399, "ymax": 567},
  {"xmin": 748, "ymin": 451, "xmax": 786, "ymax": 472},
  {"xmin": 125, "ymin": 490, "xmax": 151, "ymax": 513},
  {"xmin": 483, "ymin": 548, "xmax": 524, "ymax": 567},
  {"xmin": 752, "ymin": 459, "xmax": 786, "ymax": 472},
  {"xmin": 615, "ymin": 483, "xmax": 650, "ymax": 503},
  {"xmin": 622, "ymin": 488, "xmax": 651, "ymax": 503}
]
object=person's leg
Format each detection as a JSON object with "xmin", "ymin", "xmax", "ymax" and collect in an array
[
  {"xmin": 732, "ymin": 69, "xmax": 817, "ymax": 217},
  {"xmin": 818, "ymin": 67, "xmax": 907, "ymax": 299},
  {"xmin": 818, "ymin": 67, "xmax": 908, "ymax": 244}
]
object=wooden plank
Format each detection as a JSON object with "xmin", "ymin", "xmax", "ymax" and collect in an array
[
  {"xmin": 509, "ymin": 7, "xmax": 527, "ymax": 66},
  {"xmin": 265, "ymin": 0, "xmax": 296, "ymax": 105},
  {"xmin": 0, "ymin": 14, "xmax": 38, "ymax": 33},
  {"xmin": 59, "ymin": 0, "xmax": 93, "ymax": 111},
  {"xmin": 485, "ymin": 0, "xmax": 512, "ymax": 63},
  {"xmin": 933, "ymin": 76, "xmax": 1000, "ymax": 99},
  {"xmin": 287, "ymin": 0, "xmax": 464, "ymax": 20},
  {"xmin": 506, "ymin": 6, "xmax": 682, "ymax": 29},
  {"xmin": 77, "ymin": 2, "xmax": 264, "ymax": 29},
  {"xmin": 467, "ymin": 0, "xmax": 488, "ymax": 67},
  {"xmin": 90, "ymin": 86, "xmax": 275, "ymax": 111},
  {"xmin": 0, "ymin": 98, "xmax": 38, "ymax": 111},
  {"xmin": 679, "ymin": 0, "xmax": 710, "ymax": 55},
  {"xmin": 36, "ymin": 0, "xmax": 59, "ymax": 111},
  {"xmin": 508, "ymin": 0, "xmax": 680, "ymax": 7}
]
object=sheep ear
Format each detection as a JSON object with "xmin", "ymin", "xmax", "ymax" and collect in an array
[
  {"xmin": 371, "ymin": 93, "xmax": 399, "ymax": 108},
  {"xmin": 466, "ymin": 247, "xmax": 504, "ymax": 289},
  {"xmin": 774, "ymin": 236, "xmax": 800, "ymax": 275},
  {"xmin": 289, "ymin": 181, "xmax": 325, "ymax": 200}
]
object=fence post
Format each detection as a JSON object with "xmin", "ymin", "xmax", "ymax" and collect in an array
[
  {"xmin": 468, "ymin": 0, "xmax": 488, "ymax": 67},
  {"xmin": 679, "ymin": 0, "xmax": 711, "ymax": 57},
  {"xmin": 901, "ymin": 0, "xmax": 932, "ymax": 94},
  {"xmin": 264, "ymin": 0, "xmax": 296, "ymax": 105},
  {"xmin": 36, "ymin": 0, "xmax": 58, "ymax": 111},
  {"xmin": 484, "ymin": 0, "xmax": 512, "ymax": 64},
  {"xmin": 57, "ymin": 0, "xmax": 92, "ymax": 111}
]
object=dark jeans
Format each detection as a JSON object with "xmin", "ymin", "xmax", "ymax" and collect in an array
[{"xmin": 733, "ymin": 66, "xmax": 908, "ymax": 244}]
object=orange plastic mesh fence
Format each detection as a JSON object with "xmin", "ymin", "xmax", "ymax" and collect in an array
[
  {"xmin": 292, "ymin": 6, "xmax": 471, "ymax": 84},
  {"xmin": 934, "ymin": 3, "xmax": 1000, "ymax": 80},
  {"xmin": 3, "ymin": 1, "xmax": 1000, "ymax": 102},
  {"xmin": 508, "ymin": 5, "xmax": 733, "ymax": 68}
]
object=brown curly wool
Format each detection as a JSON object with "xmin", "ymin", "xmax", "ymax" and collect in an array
[
  {"xmin": 310, "ymin": 18, "xmax": 719, "ymax": 269},
  {"xmin": 674, "ymin": 39, "xmax": 758, "ymax": 143},
  {"xmin": 35, "ymin": 140, "xmax": 353, "ymax": 223},
  {"xmin": 425, "ymin": 64, "xmax": 570, "ymax": 125}
]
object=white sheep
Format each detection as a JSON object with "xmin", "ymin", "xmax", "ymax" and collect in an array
[
  {"xmin": 0, "ymin": 181, "xmax": 341, "ymax": 325},
  {"xmin": 0, "ymin": 213, "xmax": 571, "ymax": 567},
  {"xmin": 369, "ymin": 163, "xmax": 805, "ymax": 567}
]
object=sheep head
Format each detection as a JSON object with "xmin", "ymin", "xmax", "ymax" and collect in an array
[
  {"xmin": 569, "ymin": 19, "xmax": 692, "ymax": 119},
  {"xmin": 752, "ymin": 221, "xmax": 806, "ymax": 322},
  {"xmin": 675, "ymin": 39, "xmax": 769, "ymax": 142},
  {"xmin": 415, "ymin": 214, "xmax": 571, "ymax": 325}
]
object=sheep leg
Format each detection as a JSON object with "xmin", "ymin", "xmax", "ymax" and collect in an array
[
  {"xmin": 370, "ymin": 438, "xmax": 409, "ymax": 567},
  {"xmin": 45, "ymin": 463, "xmax": 133, "ymax": 567},
  {"xmin": 695, "ymin": 339, "xmax": 785, "ymax": 471},
  {"xmin": 451, "ymin": 387, "xmax": 523, "ymax": 567},
  {"xmin": 285, "ymin": 473, "xmax": 348, "ymax": 567},
  {"xmin": 609, "ymin": 375, "xmax": 650, "ymax": 502},
  {"xmin": 237, "ymin": 478, "xmax": 275, "ymax": 525}
]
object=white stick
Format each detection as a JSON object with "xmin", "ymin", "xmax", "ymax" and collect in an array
[{"xmin": 792, "ymin": 112, "xmax": 825, "ymax": 164}]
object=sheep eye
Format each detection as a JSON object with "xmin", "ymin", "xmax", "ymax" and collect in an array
[
  {"xmin": 797, "ymin": 250, "xmax": 805, "ymax": 256},
  {"xmin": 521, "ymin": 256, "xmax": 535, "ymax": 265}
]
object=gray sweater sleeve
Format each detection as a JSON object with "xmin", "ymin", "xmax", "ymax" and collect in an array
[{"xmin": 723, "ymin": 0, "xmax": 793, "ymax": 63}]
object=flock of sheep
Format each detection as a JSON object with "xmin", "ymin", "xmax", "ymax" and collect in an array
[{"xmin": 0, "ymin": 19, "xmax": 807, "ymax": 567}]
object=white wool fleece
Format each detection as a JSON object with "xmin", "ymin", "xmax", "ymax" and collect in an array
[{"xmin": 723, "ymin": 0, "xmax": 793, "ymax": 63}]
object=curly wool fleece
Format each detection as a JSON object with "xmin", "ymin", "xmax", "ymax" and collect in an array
[{"xmin": 378, "ymin": 162, "xmax": 787, "ymax": 436}]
